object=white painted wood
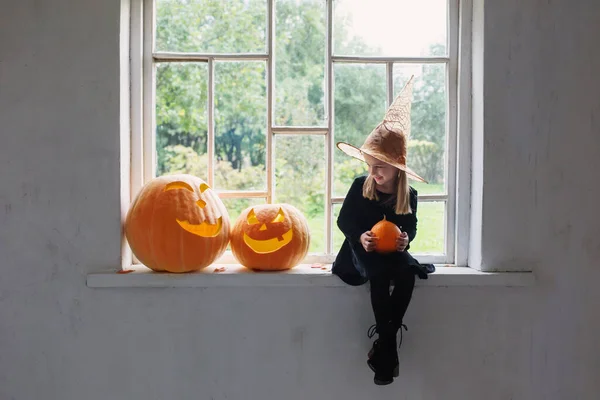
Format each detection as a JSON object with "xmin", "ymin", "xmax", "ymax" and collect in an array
[
  {"xmin": 445, "ymin": 0, "xmax": 460, "ymax": 262},
  {"xmin": 272, "ymin": 126, "xmax": 328, "ymax": 135},
  {"xmin": 266, "ymin": 0, "xmax": 274, "ymax": 204},
  {"xmin": 455, "ymin": 0, "xmax": 473, "ymax": 268},
  {"xmin": 417, "ymin": 194, "xmax": 452, "ymax": 202},
  {"xmin": 130, "ymin": 0, "xmax": 144, "ymax": 201},
  {"xmin": 325, "ymin": 0, "xmax": 334, "ymax": 254},
  {"xmin": 386, "ymin": 62, "xmax": 393, "ymax": 106},
  {"xmin": 469, "ymin": 0, "xmax": 485, "ymax": 270},
  {"xmin": 333, "ymin": 56, "xmax": 449, "ymax": 64},
  {"xmin": 120, "ymin": 0, "xmax": 132, "ymax": 269},
  {"xmin": 143, "ymin": 0, "xmax": 155, "ymax": 181},
  {"xmin": 207, "ymin": 58, "xmax": 215, "ymax": 187},
  {"xmin": 87, "ymin": 265, "xmax": 535, "ymax": 288},
  {"xmin": 128, "ymin": 0, "xmax": 144, "ymax": 266},
  {"xmin": 216, "ymin": 190, "xmax": 268, "ymax": 199},
  {"xmin": 153, "ymin": 52, "xmax": 269, "ymax": 62}
]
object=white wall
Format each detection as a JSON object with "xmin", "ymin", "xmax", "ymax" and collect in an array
[{"xmin": 1, "ymin": 0, "xmax": 599, "ymax": 399}]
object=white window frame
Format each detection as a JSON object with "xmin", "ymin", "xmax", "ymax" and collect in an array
[{"xmin": 128, "ymin": 0, "xmax": 470, "ymax": 268}]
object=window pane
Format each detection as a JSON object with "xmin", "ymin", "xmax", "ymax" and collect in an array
[
  {"xmin": 333, "ymin": 0, "xmax": 447, "ymax": 57},
  {"xmin": 214, "ymin": 61, "xmax": 267, "ymax": 191},
  {"xmin": 409, "ymin": 201, "xmax": 445, "ymax": 254},
  {"xmin": 156, "ymin": 0, "xmax": 267, "ymax": 53},
  {"xmin": 394, "ymin": 64, "xmax": 447, "ymax": 192},
  {"xmin": 332, "ymin": 203, "xmax": 344, "ymax": 253},
  {"xmin": 221, "ymin": 197, "xmax": 266, "ymax": 251},
  {"xmin": 275, "ymin": 135, "xmax": 325, "ymax": 253},
  {"xmin": 156, "ymin": 63, "xmax": 208, "ymax": 178},
  {"xmin": 274, "ymin": 0, "xmax": 325, "ymax": 126},
  {"xmin": 333, "ymin": 63, "xmax": 385, "ymax": 197}
]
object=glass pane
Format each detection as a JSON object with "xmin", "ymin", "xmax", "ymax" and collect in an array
[
  {"xmin": 274, "ymin": 0, "xmax": 326, "ymax": 126},
  {"xmin": 156, "ymin": 63, "xmax": 208, "ymax": 178},
  {"xmin": 333, "ymin": 0, "xmax": 447, "ymax": 57},
  {"xmin": 214, "ymin": 61, "xmax": 267, "ymax": 191},
  {"xmin": 275, "ymin": 135, "xmax": 326, "ymax": 253},
  {"xmin": 221, "ymin": 197, "xmax": 266, "ymax": 250},
  {"xmin": 409, "ymin": 201, "xmax": 445, "ymax": 254},
  {"xmin": 332, "ymin": 203, "xmax": 344, "ymax": 254},
  {"xmin": 156, "ymin": 0, "xmax": 267, "ymax": 53},
  {"xmin": 333, "ymin": 63, "xmax": 385, "ymax": 197},
  {"xmin": 394, "ymin": 64, "xmax": 447, "ymax": 192}
]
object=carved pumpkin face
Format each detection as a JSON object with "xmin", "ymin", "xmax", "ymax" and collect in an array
[
  {"xmin": 166, "ymin": 181, "xmax": 223, "ymax": 237},
  {"xmin": 230, "ymin": 204, "xmax": 310, "ymax": 271},
  {"xmin": 125, "ymin": 174, "xmax": 230, "ymax": 273}
]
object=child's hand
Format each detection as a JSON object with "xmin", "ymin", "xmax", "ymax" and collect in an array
[
  {"xmin": 396, "ymin": 232, "xmax": 409, "ymax": 252},
  {"xmin": 360, "ymin": 231, "xmax": 378, "ymax": 252}
]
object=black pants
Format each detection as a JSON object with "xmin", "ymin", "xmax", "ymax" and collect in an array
[{"xmin": 369, "ymin": 266, "xmax": 416, "ymax": 330}]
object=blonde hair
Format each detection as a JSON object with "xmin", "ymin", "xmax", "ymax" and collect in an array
[{"xmin": 362, "ymin": 170, "xmax": 412, "ymax": 214}]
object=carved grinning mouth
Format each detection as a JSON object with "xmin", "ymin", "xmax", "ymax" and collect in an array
[{"xmin": 242, "ymin": 229, "xmax": 293, "ymax": 254}]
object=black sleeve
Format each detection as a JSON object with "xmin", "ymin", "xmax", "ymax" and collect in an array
[
  {"xmin": 337, "ymin": 178, "xmax": 366, "ymax": 245},
  {"xmin": 405, "ymin": 188, "xmax": 418, "ymax": 250}
]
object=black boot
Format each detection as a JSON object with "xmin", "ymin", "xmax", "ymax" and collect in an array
[
  {"xmin": 366, "ymin": 322, "xmax": 408, "ymax": 379},
  {"xmin": 366, "ymin": 322, "xmax": 398, "ymax": 385}
]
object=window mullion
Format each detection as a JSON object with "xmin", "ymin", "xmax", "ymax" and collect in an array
[
  {"xmin": 272, "ymin": 127, "xmax": 328, "ymax": 135},
  {"xmin": 325, "ymin": 0, "xmax": 334, "ymax": 254},
  {"xmin": 143, "ymin": 0, "xmax": 155, "ymax": 182},
  {"xmin": 446, "ymin": 0, "xmax": 460, "ymax": 263},
  {"xmin": 386, "ymin": 62, "xmax": 393, "ymax": 106},
  {"xmin": 333, "ymin": 56, "xmax": 449, "ymax": 63},
  {"xmin": 131, "ymin": 0, "xmax": 144, "ymax": 200},
  {"xmin": 267, "ymin": 0, "xmax": 274, "ymax": 203},
  {"xmin": 129, "ymin": 0, "xmax": 145, "ymax": 267},
  {"xmin": 455, "ymin": 0, "xmax": 472, "ymax": 267},
  {"xmin": 153, "ymin": 52, "xmax": 269, "ymax": 62},
  {"xmin": 216, "ymin": 191, "xmax": 268, "ymax": 199},
  {"xmin": 418, "ymin": 194, "xmax": 450, "ymax": 202},
  {"xmin": 207, "ymin": 58, "xmax": 215, "ymax": 187}
]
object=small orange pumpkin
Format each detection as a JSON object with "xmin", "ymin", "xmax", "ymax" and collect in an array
[
  {"xmin": 230, "ymin": 204, "xmax": 310, "ymax": 271},
  {"xmin": 125, "ymin": 174, "xmax": 230, "ymax": 273},
  {"xmin": 371, "ymin": 215, "xmax": 401, "ymax": 253}
]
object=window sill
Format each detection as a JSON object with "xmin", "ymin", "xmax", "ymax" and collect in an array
[{"xmin": 86, "ymin": 264, "xmax": 535, "ymax": 288}]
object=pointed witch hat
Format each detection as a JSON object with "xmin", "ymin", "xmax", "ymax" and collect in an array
[{"xmin": 336, "ymin": 75, "xmax": 427, "ymax": 183}]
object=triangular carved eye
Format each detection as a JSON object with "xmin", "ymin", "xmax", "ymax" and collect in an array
[
  {"xmin": 271, "ymin": 208, "xmax": 285, "ymax": 223},
  {"xmin": 200, "ymin": 183, "xmax": 210, "ymax": 193},
  {"xmin": 247, "ymin": 209, "xmax": 260, "ymax": 225}
]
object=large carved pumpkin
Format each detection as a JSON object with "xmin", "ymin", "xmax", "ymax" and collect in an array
[
  {"xmin": 230, "ymin": 204, "xmax": 310, "ymax": 271},
  {"xmin": 371, "ymin": 215, "xmax": 401, "ymax": 253},
  {"xmin": 125, "ymin": 174, "xmax": 230, "ymax": 273}
]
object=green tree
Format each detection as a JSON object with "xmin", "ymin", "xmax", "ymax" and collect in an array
[{"xmin": 155, "ymin": 0, "xmax": 447, "ymax": 202}]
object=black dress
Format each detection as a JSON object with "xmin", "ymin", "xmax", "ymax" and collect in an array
[{"xmin": 332, "ymin": 176, "xmax": 428, "ymax": 286}]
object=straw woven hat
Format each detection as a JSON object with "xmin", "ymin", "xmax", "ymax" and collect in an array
[{"xmin": 336, "ymin": 75, "xmax": 427, "ymax": 183}]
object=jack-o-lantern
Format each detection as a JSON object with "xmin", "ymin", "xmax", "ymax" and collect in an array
[
  {"xmin": 125, "ymin": 174, "xmax": 230, "ymax": 273},
  {"xmin": 371, "ymin": 215, "xmax": 401, "ymax": 253},
  {"xmin": 230, "ymin": 204, "xmax": 310, "ymax": 271}
]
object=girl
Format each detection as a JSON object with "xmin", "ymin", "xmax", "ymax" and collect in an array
[{"xmin": 332, "ymin": 76, "xmax": 435, "ymax": 385}]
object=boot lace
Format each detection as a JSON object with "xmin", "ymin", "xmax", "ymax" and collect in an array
[{"xmin": 367, "ymin": 323, "xmax": 408, "ymax": 348}]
